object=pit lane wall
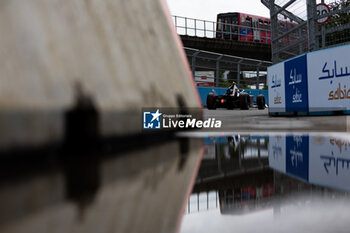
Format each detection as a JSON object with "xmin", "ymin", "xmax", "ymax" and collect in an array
[
  {"xmin": 197, "ymin": 87, "xmax": 268, "ymax": 107},
  {"xmin": 268, "ymin": 44, "xmax": 350, "ymax": 115}
]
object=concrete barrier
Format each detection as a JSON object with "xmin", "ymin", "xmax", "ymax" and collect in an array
[
  {"xmin": 268, "ymin": 43, "xmax": 350, "ymax": 116},
  {"xmin": 0, "ymin": 1, "xmax": 203, "ymax": 233},
  {"xmin": 0, "ymin": 0, "xmax": 201, "ymax": 150},
  {"xmin": 197, "ymin": 87, "xmax": 268, "ymax": 107}
]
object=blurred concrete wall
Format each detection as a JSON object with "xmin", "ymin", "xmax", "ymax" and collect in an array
[{"xmin": 0, "ymin": 0, "xmax": 201, "ymax": 150}]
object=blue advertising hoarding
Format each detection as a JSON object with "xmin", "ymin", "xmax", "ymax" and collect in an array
[
  {"xmin": 269, "ymin": 135, "xmax": 350, "ymax": 192},
  {"xmin": 284, "ymin": 55, "xmax": 309, "ymax": 112},
  {"xmin": 285, "ymin": 135, "xmax": 309, "ymax": 181},
  {"xmin": 268, "ymin": 43, "xmax": 350, "ymax": 115}
]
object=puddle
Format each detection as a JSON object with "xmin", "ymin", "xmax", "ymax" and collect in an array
[
  {"xmin": 180, "ymin": 133, "xmax": 350, "ymax": 233},
  {"xmin": 0, "ymin": 138, "xmax": 203, "ymax": 233},
  {"xmin": 2, "ymin": 131, "xmax": 350, "ymax": 233}
]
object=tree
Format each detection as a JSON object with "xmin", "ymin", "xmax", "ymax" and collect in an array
[{"xmin": 320, "ymin": 0, "xmax": 350, "ymax": 47}]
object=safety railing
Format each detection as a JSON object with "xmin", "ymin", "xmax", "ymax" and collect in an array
[
  {"xmin": 187, "ymin": 191, "xmax": 219, "ymax": 214},
  {"xmin": 172, "ymin": 15, "xmax": 271, "ymax": 43},
  {"xmin": 184, "ymin": 47, "xmax": 272, "ymax": 89},
  {"xmin": 262, "ymin": 0, "xmax": 350, "ymax": 63}
]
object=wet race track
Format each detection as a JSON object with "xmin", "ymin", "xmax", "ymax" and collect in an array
[
  {"xmin": 179, "ymin": 108, "xmax": 350, "ymax": 233},
  {"xmin": 1, "ymin": 108, "xmax": 350, "ymax": 233},
  {"xmin": 202, "ymin": 108, "xmax": 350, "ymax": 132},
  {"xmin": 3, "ymin": 1, "xmax": 350, "ymax": 232}
]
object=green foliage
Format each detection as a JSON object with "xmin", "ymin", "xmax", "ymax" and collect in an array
[
  {"xmin": 239, "ymin": 77, "xmax": 250, "ymax": 90},
  {"xmin": 319, "ymin": 0, "xmax": 350, "ymax": 47},
  {"xmin": 240, "ymin": 83, "xmax": 250, "ymax": 89},
  {"xmin": 218, "ymin": 77, "xmax": 230, "ymax": 88},
  {"xmin": 327, "ymin": 0, "xmax": 350, "ymax": 28}
]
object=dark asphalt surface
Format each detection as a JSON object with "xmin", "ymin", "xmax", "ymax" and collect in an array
[{"xmin": 203, "ymin": 108, "xmax": 349, "ymax": 132}]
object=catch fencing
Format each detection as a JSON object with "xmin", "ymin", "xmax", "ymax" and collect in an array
[
  {"xmin": 184, "ymin": 47, "xmax": 272, "ymax": 89},
  {"xmin": 172, "ymin": 15, "xmax": 271, "ymax": 43},
  {"xmin": 262, "ymin": 0, "xmax": 350, "ymax": 63}
]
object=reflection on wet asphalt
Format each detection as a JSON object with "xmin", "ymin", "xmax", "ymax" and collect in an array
[
  {"xmin": 203, "ymin": 109, "xmax": 350, "ymax": 132},
  {"xmin": 2, "ymin": 124, "xmax": 350, "ymax": 233},
  {"xmin": 0, "ymin": 138, "xmax": 203, "ymax": 233},
  {"xmin": 180, "ymin": 134, "xmax": 350, "ymax": 233}
]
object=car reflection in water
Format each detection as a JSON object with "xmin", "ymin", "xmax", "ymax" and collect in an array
[{"xmin": 180, "ymin": 134, "xmax": 350, "ymax": 233}]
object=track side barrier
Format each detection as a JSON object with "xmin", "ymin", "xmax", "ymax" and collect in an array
[
  {"xmin": 268, "ymin": 43, "xmax": 350, "ymax": 116},
  {"xmin": 0, "ymin": 1, "xmax": 203, "ymax": 233},
  {"xmin": 0, "ymin": 0, "xmax": 201, "ymax": 150}
]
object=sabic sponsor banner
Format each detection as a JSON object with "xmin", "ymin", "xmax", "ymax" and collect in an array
[
  {"xmin": 269, "ymin": 135, "xmax": 310, "ymax": 182},
  {"xmin": 308, "ymin": 45, "xmax": 350, "ymax": 112},
  {"xmin": 285, "ymin": 135, "xmax": 309, "ymax": 181},
  {"xmin": 309, "ymin": 136, "xmax": 350, "ymax": 190},
  {"xmin": 284, "ymin": 55, "xmax": 309, "ymax": 112},
  {"xmin": 268, "ymin": 135, "xmax": 350, "ymax": 192},
  {"xmin": 268, "ymin": 44, "xmax": 350, "ymax": 114},
  {"xmin": 268, "ymin": 63, "xmax": 285, "ymax": 113},
  {"xmin": 268, "ymin": 135, "xmax": 286, "ymax": 173}
]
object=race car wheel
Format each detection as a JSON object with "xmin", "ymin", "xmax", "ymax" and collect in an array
[
  {"xmin": 206, "ymin": 94, "xmax": 216, "ymax": 110},
  {"xmin": 240, "ymin": 93, "xmax": 249, "ymax": 110},
  {"xmin": 257, "ymin": 95, "xmax": 265, "ymax": 110},
  {"xmin": 249, "ymin": 95, "xmax": 254, "ymax": 107}
]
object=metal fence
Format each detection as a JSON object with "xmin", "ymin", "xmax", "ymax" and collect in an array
[
  {"xmin": 262, "ymin": 0, "xmax": 350, "ymax": 63},
  {"xmin": 314, "ymin": 0, "xmax": 350, "ymax": 49},
  {"xmin": 184, "ymin": 47, "xmax": 272, "ymax": 89},
  {"xmin": 261, "ymin": 0, "xmax": 309, "ymax": 63},
  {"xmin": 187, "ymin": 191, "xmax": 219, "ymax": 214},
  {"xmin": 172, "ymin": 15, "xmax": 271, "ymax": 43}
]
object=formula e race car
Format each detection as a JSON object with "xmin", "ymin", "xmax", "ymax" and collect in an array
[{"xmin": 206, "ymin": 87, "xmax": 266, "ymax": 110}]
